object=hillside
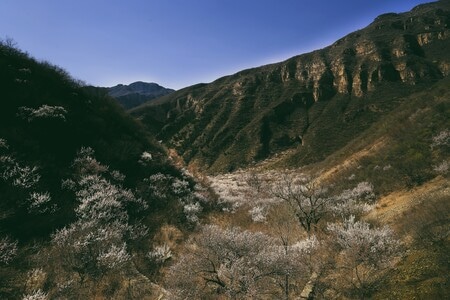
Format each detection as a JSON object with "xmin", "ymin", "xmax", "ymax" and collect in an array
[
  {"xmin": 133, "ymin": 0, "xmax": 450, "ymax": 173},
  {"xmin": 107, "ymin": 81, "xmax": 174, "ymax": 109},
  {"xmin": 197, "ymin": 76, "xmax": 449, "ymax": 299},
  {"xmin": 0, "ymin": 40, "xmax": 213, "ymax": 299}
]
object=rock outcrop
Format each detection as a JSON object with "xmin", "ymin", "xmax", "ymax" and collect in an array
[{"xmin": 133, "ymin": 0, "xmax": 450, "ymax": 172}]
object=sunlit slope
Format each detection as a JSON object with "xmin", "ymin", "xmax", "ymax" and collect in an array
[{"xmin": 133, "ymin": 0, "xmax": 450, "ymax": 173}]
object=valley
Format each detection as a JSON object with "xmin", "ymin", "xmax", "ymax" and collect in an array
[{"xmin": 0, "ymin": 1, "xmax": 449, "ymax": 299}]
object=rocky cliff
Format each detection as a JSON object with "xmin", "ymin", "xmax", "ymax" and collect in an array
[{"xmin": 133, "ymin": 0, "xmax": 450, "ymax": 173}]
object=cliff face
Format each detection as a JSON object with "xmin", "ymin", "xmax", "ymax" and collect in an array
[{"xmin": 133, "ymin": 1, "xmax": 450, "ymax": 173}]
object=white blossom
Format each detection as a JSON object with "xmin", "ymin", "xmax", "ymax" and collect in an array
[
  {"xmin": 18, "ymin": 105, "xmax": 67, "ymax": 122},
  {"xmin": 147, "ymin": 243, "xmax": 172, "ymax": 263},
  {"xmin": 326, "ymin": 216, "xmax": 401, "ymax": 296},
  {"xmin": 0, "ymin": 155, "xmax": 40, "ymax": 189},
  {"xmin": 110, "ymin": 170, "xmax": 125, "ymax": 182},
  {"xmin": 0, "ymin": 236, "xmax": 18, "ymax": 264},
  {"xmin": 28, "ymin": 192, "xmax": 52, "ymax": 212},
  {"xmin": 271, "ymin": 174, "xmax": 330, "ymax": 233},
  {"xmin": 183, "ymin": 202, "xmax": 202, "ymax": 223},
  {"xmin": 61, "ymin": 178, "xmax": 76, "ymax": 190},
  {"xmin": 172, "ymin": 178, "xmax": 190, "ymax": 195},
  {"xmin": 56, "ymin": 280, "xmax": 74, "ymax": 294},
  {"xmin": 97, "ymin": 243, "xmax": 130, "ymax": 269},
  {"xmin": 22, "ymin": 289, "xmax": 48, "ymax": 300},
  {"xmin": 431, "ymin": 129, "xmax": 450, "ymax": 148},
  {"xmin": 249, "ymin": 205, "xmax": 268, "ymax": 222},
  {"xmin": 327, "ymin": 216, "xmax": 400, "ymax": 267},
  {"xmin": 433, "ymin": 160, "xmax": 449, "ymax": 174},
  {"xmin": 167, "ymin": 225, "xmax": 310, "ymax": 299},
  {"xmin": 144, "ymin": 173, "xmax": 173, "ymax": 199},
  {"xmin": 330, "ymin": 182, "xmax": 375, "ymax": 218},
  {"xmin": 291, "ymin": 235, "xmax": 318, "ymax": 254},
  {"xmin": 383, "ymin": 164, "xmax": 392, "ymax": 171},
  {"xmin": 139, "ymin": 151, "xmax": 153, "ymax": 165},
  {"xmin": 72, "ymin": 147, "xmax": 108, "ymax": 175}
]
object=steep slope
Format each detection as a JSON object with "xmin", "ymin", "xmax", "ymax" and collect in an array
[
  {"xmin": 133, "ymin": 0, "xmax": 450, "ymax": 173},
  {"xmin": 200, "ymin": 76, "xmax": 449, "ymax": 298},
  {"xmin": 107, "ymin": 81, "xmax": 174, "ymax": 109},
  {"xmin": 0, "ymin": 41, "xmax": 206, "ymax": 299},
  {"xmin": 0, "ymin": 39, "xmax": 204, "ymax": 244}
]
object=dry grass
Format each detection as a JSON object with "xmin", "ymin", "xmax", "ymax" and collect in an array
[
  {"xmin": 316, "ymin": 137, "xmax": 388, "ymax": 183},
  {"xmin": 366, "ymin": 176, "xmax": 449, "ymax": 230}
]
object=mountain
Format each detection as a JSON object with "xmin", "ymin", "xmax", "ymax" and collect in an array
[
  {"xmin": 107, "ymin": 81, "xmax": 174, "ymax": 109},
  {"xmin": 132, "ymin": 0, "xmax": 450, "ymax": 173}
]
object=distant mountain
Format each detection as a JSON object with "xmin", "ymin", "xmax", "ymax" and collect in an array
[
  {"xmin": 133, "ymin": 0, "xmax": 450, "ymax": 173},
  {"xmin": 107, "ymin": 81, "xmax": 174, "ymax": 109}
]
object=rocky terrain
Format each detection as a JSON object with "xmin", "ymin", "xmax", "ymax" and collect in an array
[{"xmin": 133, "ymin": 0, "xmax": 450, "ymax": 173}]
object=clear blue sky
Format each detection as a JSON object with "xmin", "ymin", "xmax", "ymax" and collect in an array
[{"xmin": 0, "ymin": 0, "xmax": 431, "ymax": 89}]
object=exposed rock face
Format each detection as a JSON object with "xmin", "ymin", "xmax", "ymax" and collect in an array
[{"xmin": 134, "ymin": 0, "xmax": 450, "ymax": 173}]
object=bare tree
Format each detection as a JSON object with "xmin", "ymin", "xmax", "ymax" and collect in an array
[
  {"xmin": 271, "ymin": 174, "xmax": 330, "ymax": 234},
  {"xmin": 166, "ymin": 225, "xmax": 313, "ymax": 299}
]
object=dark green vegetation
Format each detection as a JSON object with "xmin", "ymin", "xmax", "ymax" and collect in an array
[
  {"xmin": 0, "ymin": 41, "xmax": 166, "ymax": 238},
  {"xmin": 133, "ymin": 0, "xmax": 450, "ymax": 173},
  {"xmin": 0, "ymin": 40, "xmax": 213, "ymax": 299}
]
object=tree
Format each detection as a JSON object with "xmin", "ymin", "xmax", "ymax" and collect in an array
[
  {"xmin": 327, "ymin": 216, "xmax": 401, "ymax": 299},
  {"xmin": 46, "ymin": 148, "xmax": 145, "ymax": 295},
  {"xmin": 166, "ymin": 225, "xmax": 314, "ymax": 299},
  {"xmin": 329, "ymin": 181, "xmax": 375, "ymax": 219},
  {"xmin": 0, "ymin": 237, "xmax": 18, "ymax": 265},
  {"xmin": 271, "ymin": 174, "xmax": 330, "ymax": 234}
]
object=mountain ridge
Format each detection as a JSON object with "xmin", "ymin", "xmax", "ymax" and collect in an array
[
  {"xmin": 106, "ymin": 81, "xmax": 174, "ymax": 109},
  {"xmin": 132, "ymin": 0, "xmax": 450, "ymax": 173}
]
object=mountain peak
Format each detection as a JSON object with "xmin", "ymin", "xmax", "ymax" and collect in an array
[{"xmin": 107, "ymin": 81, "xmax": 174, "ymax": 109}]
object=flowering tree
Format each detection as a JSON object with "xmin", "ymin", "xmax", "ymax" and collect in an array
[
  {"xmin": 330, "ymin": 182, "xmax": 375, "ymax": 218},
  {"xmin": 0, "ymin": 154, "xmax": 40, "ymax": 189},
  {"xmin": 22, "ymin": 289, "xmax": 48, "ymax": 300},
  {"xmin": 327, "ymin": 216, "xmax": 401, "ymax": 299},
  {"xmin": 166, "ymin": 225, "xmax": 314, "ymax": 299},
  {"xmin": 0, "ymin": 138, "xmax": 59, "ymax": 216},
  {"xmin": 0, "ymin": 236, "xmax": 18, "ymax": 265},
  {"xmin": 17, "ymin": 105, "xmax": 67, "ymax": 122},
  {"xmin": 271, "ymin": 174, "xmax": 330, "ymax": 234},
  {"xmin": 143, "ymin": 173, "xmax": 204, "ymax": 225},
  {"xmin": 49, "ymin": 148, "xmax": 144, "ymax": 284}
]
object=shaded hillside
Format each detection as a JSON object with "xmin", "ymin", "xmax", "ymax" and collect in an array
[
  {"xmin": 133, "ymin": 0, "xmax": 450, "ymax": 173},
  {"xmin": 107, "ymin": 81, "xmax": 174, "ymax": 109},
  {"xmin": 0, "ymin": 40, "xmax": 210, "ymax": 299},
  {"xmin": 0, "ymin": 42, "xmax": 168, "ymax": 236}
]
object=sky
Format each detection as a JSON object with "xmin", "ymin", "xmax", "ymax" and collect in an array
[{"xmin": 0, "ymin": 0, "xmax": 432, "ymax": 90}]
